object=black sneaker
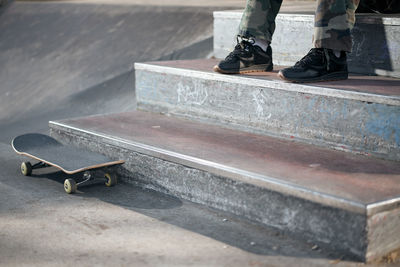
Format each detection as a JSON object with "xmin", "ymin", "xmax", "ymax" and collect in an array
[
  {"xmin": 213, "ymin": 36, "xmax": 273, "ymax": 74},
  {"xmin": 278, "ymin": 48, "xmax": 348, "ymax": 83}
]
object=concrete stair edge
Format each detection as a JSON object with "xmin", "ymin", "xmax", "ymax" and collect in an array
[
  {"xmin": 134, "ymin": 62, "xmax": 400, "ymax": 106},
  {"xmin": 48, "ymin": 112, "xmax": 400, "ymax": 262},
  {"xmin": 134, "ymin": 60, "xmax": 400, "ymax": 161},
  {"xmin": 49, "ymin": 120, "xmax": 366, "ymax": 214}
]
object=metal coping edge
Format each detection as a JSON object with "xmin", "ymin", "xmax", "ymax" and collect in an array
[{"xmin": 367, "ymin": 197, "xmax": 400, "ymax": 216}]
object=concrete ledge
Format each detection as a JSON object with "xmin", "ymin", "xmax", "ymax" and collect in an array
[
  {"xmin": 49, "ymin": 111, "xmax": 400, "ymax": 261},
  {"xmin": 213, "ymin": 11, "xmax": 400, "ymax": 78},
  {"xmin": 135, "ymin": 59, "xmax": 400, "ymax": 161}
]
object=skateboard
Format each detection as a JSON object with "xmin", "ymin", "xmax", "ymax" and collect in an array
[{"xmin": 12, "ymin": 133, "xmax": 125, "ymax": 194}]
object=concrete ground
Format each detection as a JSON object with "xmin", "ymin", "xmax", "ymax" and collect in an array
[
  {"xmin": 0, "ymin": 142, "xmax": 378, "ymax": 267},
  {"xmin": 0, "ymin": 1, "xmax": 397, "ymax": 266}
]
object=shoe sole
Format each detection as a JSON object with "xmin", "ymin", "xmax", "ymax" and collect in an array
[
  {"xmin": 213, "ymin": 64, "xmax": 273, "ymax": 74},
  {"xmin": 277, "ymin": 71, "xmax": 348, "ymax": 83}
]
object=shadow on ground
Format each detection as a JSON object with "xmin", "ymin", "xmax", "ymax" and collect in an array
[{"xmin": 28, "ymin": 167, "xmax": 357, "ymax": 262}]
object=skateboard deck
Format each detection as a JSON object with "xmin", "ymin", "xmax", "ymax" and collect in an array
[{"xmin": 12, "ymin": 133, "xmax": 125, "ymax": 193}]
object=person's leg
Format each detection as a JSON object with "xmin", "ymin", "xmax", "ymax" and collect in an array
[
  {"xmin": 279, "ymin": 0, "xmax": 360, "ymax": 83},
  {"xmin": 214, "ymin": 0, "xmax": 283, "ymax": 74},
  {"xmin": 239, "ymin": 0, "xmax": 283, "ymax": 44},
  {"xmin": 313, "ymin": 0, "xmax": 359, "ymax": 52}
]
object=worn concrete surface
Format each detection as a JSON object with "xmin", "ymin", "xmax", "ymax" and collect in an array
[
  {"xmin": 1, "ymin": 1, "xmax": 399, "ymax": 265},
  {"xmin": 0, "ymin": 1, "xmax": 218, "ymax": 143},
  {"xmin": 135, "ymin": 59, "xmax": 400, "ymax": 161},
  {"xmin": 48, "ymin": 110, "xmax": 400, "ymax": 261},
  {"xmin": 0, "ymin": 142, "xmax": 375, "ymax": 266},
  {"xmin": 50, "ymin": 111, "xmax": 400, "ymax": 208},
  {"xmin": 0, "ymin": 0, "xmax": 12, "ymax": 8}
]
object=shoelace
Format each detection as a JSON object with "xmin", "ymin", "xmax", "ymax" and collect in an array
[
  {"xmin": 225, "ymin": 36, "xmax": 255, "ymax": 60},
  {"xmin": 294, "ymin": 48, "xmax": 331, "ymax": 70}
]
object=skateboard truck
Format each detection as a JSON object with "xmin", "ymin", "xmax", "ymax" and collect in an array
[
  {"xmin": 21, "ymin": 161, "xmax": 51, "ymax": 176},
  {"xmin": 63, "ymin": 169, "xmax": 117, "ymax": 194},
  {"xmin": 21, "ymin": 160, "xmax": 118, "ymax": 194}
]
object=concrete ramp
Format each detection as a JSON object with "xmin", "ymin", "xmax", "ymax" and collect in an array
[{"xmin": 0, "ymin": 1, "xmax": 216, "ymax": 142}]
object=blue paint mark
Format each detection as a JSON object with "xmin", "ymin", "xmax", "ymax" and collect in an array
[
  {"xmin": 299, "ymin": 95, "xmax": 399, "ymax": 152},
  {"xmin": 364, "ymin": 103, "xmax": 400, "ymax": 147}
]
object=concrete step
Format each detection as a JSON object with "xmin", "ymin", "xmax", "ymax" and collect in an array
[
  {"xmin": 49, "ymin": 110, "xmax": 400, "ymax": 262},
  {"xmin": 213, "ymin": 10, "xmax": 400, "ymax": 78},
  {"xmin": 134, "ymin": 59, "xmax": 400, "ymax": 161}
]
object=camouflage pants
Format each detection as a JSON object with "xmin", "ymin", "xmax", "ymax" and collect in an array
[{"xmin": 239, "ymin": 0, "xmax": 360, "ymax": 52}]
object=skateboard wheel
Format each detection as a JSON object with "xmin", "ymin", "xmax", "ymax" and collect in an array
[
  {"xmin": 105, "ymin": 173, "xmax": 117, "ymax": 187},
  {"xmin": 64, "ymin": 179, "xmax": 77, "ymax": 194},
  {"xmin": 21, "ymin": 162, "xmax": 32, "ymax": 176}
]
